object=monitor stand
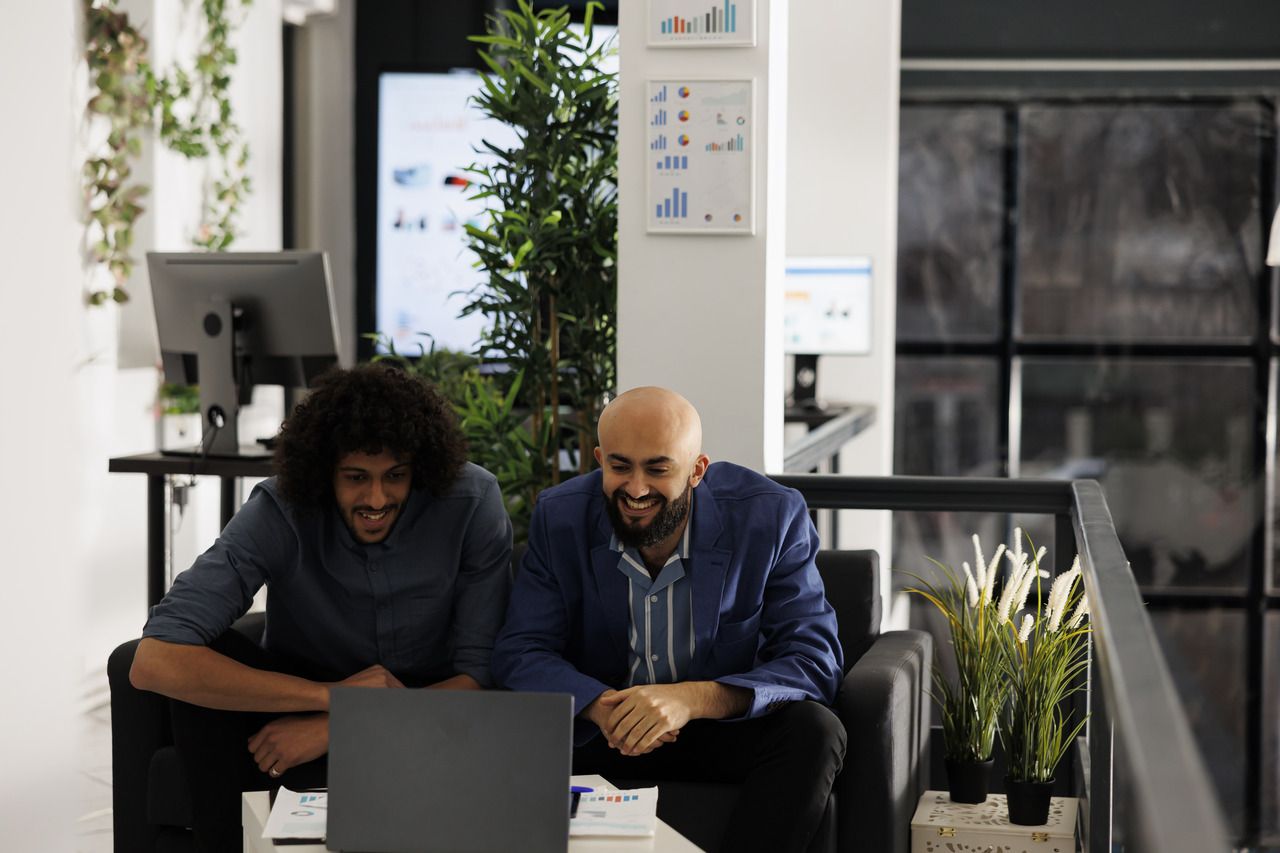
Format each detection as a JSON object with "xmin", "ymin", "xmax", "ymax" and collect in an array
[
  {"xmin": 790, "ymin": 354, "xmax": 825, "ymax": 412},
  {"xmin": 195, "ymin": 297, "xmax": 244, "ymax": 456}
]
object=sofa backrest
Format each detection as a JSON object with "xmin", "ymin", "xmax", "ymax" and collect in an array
[{"xmin": 815, "ymin": 549, "xmax": 881, "ymax": 674}]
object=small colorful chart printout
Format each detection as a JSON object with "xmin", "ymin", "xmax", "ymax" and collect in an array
[
  {"xmin": 648, "ymin": 0, "xmax": 757, "ymax": 46},
  {"xmin": 646, "ymin": 79, "xmax": 754, "ymax": 235}
]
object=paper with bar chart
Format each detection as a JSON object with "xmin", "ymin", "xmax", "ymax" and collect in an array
[
  {"xmin": 648, "ymin": 0, "xmax": 756, "ymax": 46},
  {"xmin": 646, "ymin": 79, "xmax": 754, "ymax": 235}
]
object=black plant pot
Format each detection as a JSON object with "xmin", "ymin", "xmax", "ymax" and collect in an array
[
  {"xmin": 945, "ymin": 757, "xmax": 994, "ymax": 804},
  {"xmin": 1004, "ymin": 776, "xmax": 1055, "ymax": 825}
]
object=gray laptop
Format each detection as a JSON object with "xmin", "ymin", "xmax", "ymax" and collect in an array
[{"xmin": 326, "ymin": 689, "xmax": 573, "ymax": 853}]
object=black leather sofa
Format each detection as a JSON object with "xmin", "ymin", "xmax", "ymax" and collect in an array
[{"xmin": 108, "ymin": 549, "xmax": 931, "ymax": 852}]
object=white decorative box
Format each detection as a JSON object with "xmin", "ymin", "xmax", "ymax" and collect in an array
[{"xmin": 910, "ymin": 791, "xmax": 1078, "ymax": 853}]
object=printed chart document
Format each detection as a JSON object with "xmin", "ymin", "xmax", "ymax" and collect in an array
[
  {"xmin": 262, "ymin": 787, "xmax": 327, "ymax": 840},
  {"xmin": 570, "ymin": 787, "xmax": 659, "ymax": 837}
]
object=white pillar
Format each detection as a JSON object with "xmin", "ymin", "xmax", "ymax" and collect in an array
[
  {"xmin": 786, "ymin": 0, "xmax": 901, "ymax": 567},
  {"xmin": 617, "ymin": 0, "xmax": 789, "ymax": 471}
]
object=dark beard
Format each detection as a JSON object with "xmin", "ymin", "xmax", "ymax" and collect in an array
[{"xmin": 605, "ymin": 482, "xmax": 692, "ymax": 549}]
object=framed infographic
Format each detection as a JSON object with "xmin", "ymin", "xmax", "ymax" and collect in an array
[
  {"xmin": 646, "ymin": 79, "xmax": 754, "ymax": 235},
  {"xmin": 648, "ymin": 0, "xmax": 757, "ymax": 47}
]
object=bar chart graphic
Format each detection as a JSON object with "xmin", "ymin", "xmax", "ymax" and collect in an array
[
  {"xmin": 705, "ymin": 134, "xmax": 745, "ymax": 153},
  {"xmin": 646, "ymin": 78, "xmax": 753, "ymax": 234},
  {"xmin": 649, "ymin": 0, "xmax": 755, "ymax": 46},
  {"xmin": 655, "ymin": 187, "xmax": 689, "ymax": 221}
]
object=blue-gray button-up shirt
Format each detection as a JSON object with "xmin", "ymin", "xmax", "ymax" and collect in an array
[
  {"xmin": 612, "ymin": 513, "xmax": 695, "ymax": 686},
  {"xmin": 142, "ymin": 463, "xmax": 513, "ymax": 687}
]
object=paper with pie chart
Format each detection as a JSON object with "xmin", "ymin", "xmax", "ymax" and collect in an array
[{"xmin": 646, "ymin": 79, "xmax": 754, "ymax": 235}]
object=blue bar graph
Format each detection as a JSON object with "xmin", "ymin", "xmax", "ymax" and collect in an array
[
  {"xmin": 654, "ymin": 155, "xmax": 688, "ymax": 171},
  {"xmin": 650, "ymin": 136, "xmax": 668, "ymax": 151},
  {"xmin": 650, "ymin": 86, "xmax": 668, "ymax": 103},
  {"xmin": 656, "ymin": 188, "xmax": 688, "ymax": 220},
  {"xmin": 651, "ymin": 109, "xmax": 668, "ymax": 127}
]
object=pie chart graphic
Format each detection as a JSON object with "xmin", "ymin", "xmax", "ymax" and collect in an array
[
  {"xmin": 677, "ymin": 110, "xmax": 690, "ymax": 122},
  {"xmin": 677, "ymin": 86, "xmax": 691, "ymax": 98},
  {"xmin": 677, "ymin": 134, "xmax": 690, "ymax": 146}
]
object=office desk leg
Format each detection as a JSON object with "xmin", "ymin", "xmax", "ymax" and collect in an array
[
  {"xmin": 220, "ymin": 476, "xmax": 237, "ymax": 530},
  {"xmin": 147, "ymin": 474, "xmax": 165, "ymax": 610}
]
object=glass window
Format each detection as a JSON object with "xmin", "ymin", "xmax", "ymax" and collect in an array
[
  {"xmin": 1150, "ymin": 608, "xmax": 1247, "ymax": 838},
  {"xmin": 1264, "ymin": 613, "xmax": 1280, "ymax": 842},
  {"xmin": 1019, "ymin": 358, "xmax": 1258, "ymax": 590},
  {"xmin": 1017, "ymin": 103, "xmax": 1264, "ymax": 342},
  {"xmin": 897, "ymin": 106, "xmax": 1005, "ymax": 343}
]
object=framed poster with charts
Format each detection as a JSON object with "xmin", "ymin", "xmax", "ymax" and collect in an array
[
  {"xmin": 648, "ymin": 0, "xmax": 756, "ymax": 47},
  {"xmin": 646, "ymin": 79, "xmax": 754, "ymax": 235}
]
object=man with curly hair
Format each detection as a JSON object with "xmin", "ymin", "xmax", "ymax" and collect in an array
[{"xmin": 129, "ymin": 364, "xmax": 512, "ymax": 852}]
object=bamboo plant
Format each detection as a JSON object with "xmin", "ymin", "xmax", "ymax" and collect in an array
[{"xmin": 463, "ymin": 0, "xmax": 618, "ymax": 511}]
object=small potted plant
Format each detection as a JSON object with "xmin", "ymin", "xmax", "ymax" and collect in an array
[
  {"xmin": 906, "ymin": 534, "xmax": 1011, "ymax": 803},
  {"xmin": 996, "ymin": 545, "xmax": 1091, "ymax": 825}
]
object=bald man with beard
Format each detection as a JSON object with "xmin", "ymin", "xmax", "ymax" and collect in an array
[{"xmin": 492, "ymin": 387, "xmax": 845, "ymax": 853}]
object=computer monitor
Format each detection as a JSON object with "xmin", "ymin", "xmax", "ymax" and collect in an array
[
  {"xmin": 782, "ymin": 256, "xmax": 873, "ymax": 409},
  {"xmin": 147, "ymin": 251, "xmax": 340, "ymax": 457}
]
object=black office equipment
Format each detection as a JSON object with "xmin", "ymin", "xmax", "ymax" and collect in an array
[{"xmin": 148, "ymin": 251, "xmax": 340, "ymax": 457}]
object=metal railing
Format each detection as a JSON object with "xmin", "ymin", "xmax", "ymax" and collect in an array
[{"xmin": 770, "ymin": 473, "xmax": 1230, "ymax": 853}]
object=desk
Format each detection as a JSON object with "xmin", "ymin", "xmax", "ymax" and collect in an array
[
  {"xmin": 241, "ymin": 775, "xmax": 703, "ymax": 852},
  {"xmin": 109, "ymin": 452, "xmax": 275, "ymax": 609}
]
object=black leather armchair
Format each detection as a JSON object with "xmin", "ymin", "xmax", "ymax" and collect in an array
[
  {"xmin": 108, "ymin": 612, "xmax": 266, "ymax": 853},
  {"xmin": 108, "ymin": 550, "xmax": 931, "ymax": 853}
]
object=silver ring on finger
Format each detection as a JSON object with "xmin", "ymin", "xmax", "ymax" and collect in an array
[{"xmin": 269, "ymin": 767, "xmax": 282, "ymax": 778}]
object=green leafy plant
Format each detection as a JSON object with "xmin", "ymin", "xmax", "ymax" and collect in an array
[
  {"xmin": 905, "ymin": 534, "xmax": 1011, "ymax": 764},
  {"xmin": 464, "ymin": 0, "xmax": 618, "ymax": 490},
  {"xmin": 158, "ymin": 382, "xmax": 201, "ymax": 415},
  {"xmin": 81, "ymin": 0, "xmax": 253, "ymax": 304},
  {"xmin": 82, "ymin": 0, "xmax": 154, "ymax": 304},
  {"xmin": 997, "ymin": 540, "xmax": 1091, "ymax": 784}
]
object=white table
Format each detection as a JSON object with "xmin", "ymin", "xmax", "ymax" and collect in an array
[{"xmin": 242, "ymin": 774, "xmax": 704, "ymax": 852}]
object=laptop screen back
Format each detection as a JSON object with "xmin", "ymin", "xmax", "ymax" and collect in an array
[{"xmin": 327, "ymin": 689, "xmax": 573, "ymax": 853}]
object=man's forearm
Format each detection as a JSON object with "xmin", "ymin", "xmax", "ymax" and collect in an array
[
  {"xmin": 130, "ymin": 638, "xmax": 330, "ymax": 713},
  {"xmin": 686, "ymin": 681, "xmax": 752, "ymax": 720},
  {"xmin": 427, "ymin": 673, "xmax": 483, "ymax": 690}
]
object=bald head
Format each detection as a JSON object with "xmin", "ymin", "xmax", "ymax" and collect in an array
[
  {"xmin": 595, "ymin": 387, "xmax": 710, "ymax": 554},
  {"xmin": 597, "ymin": 386, "xmax": 703, "ymax": 465}
]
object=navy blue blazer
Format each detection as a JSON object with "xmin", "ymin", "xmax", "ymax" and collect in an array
[{"xmin": 491, "ymin": 461, "xmax": 843, "ymax": 744}]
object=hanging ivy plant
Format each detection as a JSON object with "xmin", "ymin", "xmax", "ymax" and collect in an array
[
  {"xmin": 82, "ymin": 1, "xmax": 153, "ymax": 305},
  {"xmin": 81, "ymin": 0, "xmax": 253, "ymax": 305}
]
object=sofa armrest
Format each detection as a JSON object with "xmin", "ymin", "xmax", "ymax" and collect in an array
[
  {"xmin": 108, "ymin": 638, "xmax": 169, "ymax": 853},
  {"xmin": 834, "ymin": 629, "xmax": 932, "ymax": 853}
]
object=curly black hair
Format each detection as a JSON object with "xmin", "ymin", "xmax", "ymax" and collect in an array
[{"xmin": 274, "ymin": 364, "xmax": 467, "ymax": 507}]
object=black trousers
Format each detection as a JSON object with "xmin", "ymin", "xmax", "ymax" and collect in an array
[
  {"xmin": 168, "ymin": 631, "xmax": 328, "ymax": 853},
  {"xmin": 573, "ymin": 700, "xmax": 847, "ymax": 853}
]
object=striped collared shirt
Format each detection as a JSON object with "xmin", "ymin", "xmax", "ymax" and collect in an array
[{"xmin": 611, "ymin": 513, "xmax": 696, "ymax": 686}]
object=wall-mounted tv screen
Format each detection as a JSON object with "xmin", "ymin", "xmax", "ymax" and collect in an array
[
  {"xmin": 375, "ymin": 69, "xmax": 517, "ymax": 355},
  {"xmin": 374, "ymin": 28, "xmax": 616, "ymax": 357}
]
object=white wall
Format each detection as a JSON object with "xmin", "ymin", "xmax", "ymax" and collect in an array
[
  {"xmin": 293, "ymin": 0, "xmax": 357, "ymax": 366},
  {"xmin": 0, "ymin": 2, "xmax": 87, "ymax": 847},
  {"xmin": 76, "ymin": 0, "xmax": 286, "ymax": 675},
  {"xmin": 616, "ymin": 0, "xmax": 789, "ymax": 471},
  {"xmin": 786, "ymin": 0, "xmax": 901, "ymax": 569}
]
